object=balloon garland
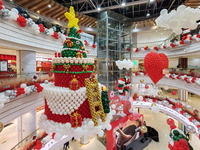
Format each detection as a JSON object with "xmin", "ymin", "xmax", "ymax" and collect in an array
[
  {"xmin": 133, "ymin": 34, "xmax": 200, "ymax": 52},
  {"xmin": 118, "ymin": 76, "xmax": 131, "ymax": 96}
]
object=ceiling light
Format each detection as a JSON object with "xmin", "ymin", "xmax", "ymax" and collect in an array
[
  {"xmin": 58, "ymin": 18, "xmax": 60, "ymax": 20},
  {"xmin": 89, "ymin": 25, "xmax": 92, "ymax": 27},
  {"xmin": 48, "ymin": 4, "xmax": 51, "ymax": 8},
  {"xmin": 122, "ymin": 2, "xmax": 126, "ymax": 6},
  {"xmin": 10, "ymin": 0, "xmax": 13, "ymax": 1},
  {"xmin": 165, "ymin": 28, "xmax": 167, "ymax": 30},
  {"xmin": 150, "ymin": 0, "xmax": 155, "ymax": 2},
  {"xmin": 146, "ymin": 13, "xmax": 150, "ymax": 16},
  {"xmin": 97, "ymin": 7, "xmax": 101, "ymax": 11},
  {"xmin": 37, "ymin": 10, "xmax": 40, "ymax": 13}
]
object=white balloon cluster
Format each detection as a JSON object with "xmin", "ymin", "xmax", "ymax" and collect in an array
[
  {"xmin": 0, "ymin": 94, "xmax": 9, "ymax": 109},
  {"xmin": 39, "ymin": 111, "xmax": 114, "ymax": 141},
  {"xmin": 156, "ymin": 5, "xmax": 199, "ymax": 35},
  {"xmin": 52, "ymin": 57, "xmax": 95, "ymax": 64},
  {"xmin": 44, "ymin": 86, "xmax": 88, "ymax": 115},
  {"xmin": 0, "ymin": 6, "xmax": 66, "ymax": 39},
  {"xmin": 9, "ymin": 8, "xmax": 18, "ymax": 21},
  {"xmin": 43, "ymin": 83, "xmax": 103, "ymax": 115},
  {"xmin": 20, "ymin": 83, "xmax": 31, "ymax": 94},
  {"xmin": 116, "ymin": 59, "xmax": 134, "ymax": 70}
]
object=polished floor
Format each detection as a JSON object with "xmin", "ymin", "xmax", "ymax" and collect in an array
[{"xmin": 1, "ymin": 90, "xmax": 200, "ymax": 150}]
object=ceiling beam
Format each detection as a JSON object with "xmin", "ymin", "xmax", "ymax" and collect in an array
[
  {"xmin": 81, "ymin": 0, "xmax": 148, "ymax": 14},
  {"xmin": 34, "ymin": 0, "xmax": 54, "ymax": 13},
  {"xmin": 28, "ymin": 0, "xmax": 50, "ymax": 11},
  {"xmin": 21, "ymin": 0, "xmax": 41, "ymax": 8},
  {"xmin": 40, "ymin": 2, "xmax": 60, "ymax": 16},
  {"xmin": 46, "ymin": 4, "xmax": 63, "ymax": 17},
  {"xmin": 82, "ymin": 17, "xmax": 94, "ymax": 26},
  {"xmin": 51, "ymin": 7, "xmax": 68, "ymax": 19},
  {"xmin": 86, "ymin": 19, "xmax": 96, "ymax": 27}
]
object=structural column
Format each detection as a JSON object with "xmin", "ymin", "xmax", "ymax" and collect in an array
[
  {"xmin": 17, "ymin": 50, "xmax": 37, "ymax": 143},
  {"xmin": 178, "ymin": 89, "xmax": 188, "ymax": 102},
  {"xmin": 18, "ymin": 110, "xmax": 37, "ymax": 143},
  {"xmin": 19, "ymin": 50, "xmax": 36, "ymax": 74}
]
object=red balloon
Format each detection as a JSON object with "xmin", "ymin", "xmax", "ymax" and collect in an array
[
  {"xmin": 174, "ymin": 141, "xmax": 180, "ymax": 148},
  {"xmin": 171, "ymin": 91, "xmax": 177, "ymax": 95},
  {"xmin": 174, "ymin": 147, "xmax": 178, "ymax": 150},
  {"xmin": 178, "ymin": 147, "xmax": 184, "ymax": 150},
  {"xmin": 121, "ymin": 100, "xmax": 125, "ymax": 104},
  {"xmin": 176, "ymin": 102, "xmax": 183, "ymax": 108},
  {"xmin": 172, "ymin": 106, "xmax": 176, "ymax": 110},
  {"xmin": 170, "ymin": 124, "xmax": 176, "ymax": 130},
  {"xmin": 144, "ymin": 51, "xmax": 169, "ymax": 84},
  {"xmin": 123, "ymin": 100, "xmax": 131, "ymax": 115},
  {"xmin": 179, "ymin": 139, "xmax": 188, "ymax": 146},
  {"xmin": 0, "ymin": 0, "xmax": 3, "ymax": 5},
  {"xmin": 145, "ymin": 85, "xmax": 149, "ymax": 89},
  {"xmin": 167, "ymin": 118, "xmax": 175, "ymax": 125}
]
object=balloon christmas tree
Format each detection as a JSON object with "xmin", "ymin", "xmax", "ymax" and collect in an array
[
  {"xmin": 39, "ymin": 6, "xmax": 113, "ymax": 141},
  {"xmin": 62, "ymin": 26, "xmax": 87, "ymax": 58}
]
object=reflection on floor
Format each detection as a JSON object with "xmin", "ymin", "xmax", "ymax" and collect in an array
[
  {"xmin": 56, "ymin": 134, "xmax": 106, "ymax": 150},
  {"xmin": 0, "ymin": 110, "xmax": 44, "ymax": 150}
]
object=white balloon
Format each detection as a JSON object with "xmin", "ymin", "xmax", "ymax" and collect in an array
[
  {"xmin": 160, "ymin": 9, "xmax": 168, "ymax": 16},
  {"xmin": 138, "ymin": 96, "xmax": 143, "ymax": 101},
  {"xmin": 106, "ymin": 124, "xmax": 112, "ymax": 130},
  {"xmin": 182, "ymin": 21, "xmax": 192, "ymax": 28},
  {"xmin": 88, "ymin": 121, "xmax": 94, "ymax": 128},
  {"xmin": 163, "ymin": 86, "xmax": 169, "ymax": 90},
  {"xmin": 20, "ymin": 83, "xmax": 27, "ymax": 89},
  {"xmin": 98, "ymin": 130, "xmax": 104, "ymax": 137},
  {"xmin": 190, "ymin": 23, "xmax": 197, "ymax": 30},
  {"xmin": 174, "ymin": 28, "xmax": 182, "ymax": 35},
  {"xmin": 169, "ymin": 20, "xmax": 179, "ymax": 28},
  {"xmin": 0, "ymin": 98, "xmax": 6, "ymax": 104},
  {"xmin": 0, "ymin": 103, "xmax": 4, "ymax": 109},
  {"xmin": 54, "ymin": 133, "xmax": 62, "ymax": 141},
  {"xmin": 151, "ymin": 106, "xmax": 159, "ymax": 113},
  {"xmin": 11, "ymin": 8, "xmax": 19, "ymax": 14},
  {"xmin": 177, "ymin": 5, "xmax": 186, "ymax": 12},
  {"xmin": 35, "ymin": 30, "xmax": 40, "ymax": 35}
]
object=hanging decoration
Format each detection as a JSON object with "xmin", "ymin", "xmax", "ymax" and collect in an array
[
  {"xmin": 116, "ymin": 59, "xmax": 134, "ymax": 70},
  {"xmin": 156, "ymin": 5, "xmax": 199, "ymax": 35},
  {"xmin": 144, "ymin": 51, "xmax": 169, "ymax": 84},
  {"xmin": 118, "ymin": 76, "xmax": 131, "ymax": 96}
]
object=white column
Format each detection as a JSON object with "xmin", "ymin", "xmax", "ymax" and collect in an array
[
  {"xmin": 18, "ymin": 110, "xmax": 37, "ymax": 142},
  {"xmin": 19, "ymin": 51, "xmax": 36, "ymax": 74},
  {"xmin": 178, "ymin": 89, "xmax": 188, "ymax": 102},
  {"xmin": 132, "ymin": 84, "xmax": 138, "ymax": 96}
]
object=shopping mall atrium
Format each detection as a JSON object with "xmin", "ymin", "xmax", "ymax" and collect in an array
[{"xmin": 1, "ymin": 0, "xmax": 200, "ymax": 150}]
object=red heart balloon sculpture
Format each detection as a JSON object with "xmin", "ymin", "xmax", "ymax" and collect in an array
[{"xmin": 144, "ymin": 51, "xmax": 168, "ymax": 84}]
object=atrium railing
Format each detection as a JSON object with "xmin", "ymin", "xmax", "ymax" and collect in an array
[
  {"xmin": 11, "ymin": 128, "xmax": 47, "ymax": 150},
  {"xmin": 131, "ymin": 68, "xmax": 200, "ymax": 78},
  {"xmin": 0, "ymin": 71, "xmax": 54, "ymax": 92}
]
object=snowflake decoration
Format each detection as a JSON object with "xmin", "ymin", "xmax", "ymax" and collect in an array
[{"xmin": 110, "ymin": 91, "xmax": 115, "ymax": 98}]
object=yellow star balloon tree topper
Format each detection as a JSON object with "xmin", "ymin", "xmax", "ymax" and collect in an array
[
  {"xmin": 62, "ymin": 6, "xmax": 87, "ymax": 58},
  {"xmin": 65, "ymin": 6, "xmax": 79, "ymax": 29}
]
